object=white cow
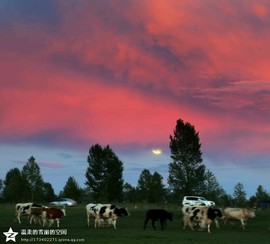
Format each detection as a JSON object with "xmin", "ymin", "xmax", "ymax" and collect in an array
[
  {"xmin": 223, "ymin": 207, "xmax": 256, "ymax": 230},
  {"xmin": 15, "ymin": 203, "xmax": 42, "ymax": 224}
]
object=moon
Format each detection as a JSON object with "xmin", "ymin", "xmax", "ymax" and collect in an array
[{"xmin": 152, "ymin": 149, "xmax": 162, "ymax": 155}]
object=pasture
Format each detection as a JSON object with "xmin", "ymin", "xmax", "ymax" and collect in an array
[{"xmin": 0, "ymin": 204, "xmax": 269, "ymax": 244}]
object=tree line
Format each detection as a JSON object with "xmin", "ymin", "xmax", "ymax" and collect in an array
[{"xmin": 1, "ymin": 119, "xmax": 269, "ymax": 207}]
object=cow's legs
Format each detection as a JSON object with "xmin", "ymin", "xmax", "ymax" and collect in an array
[
  {"xmin": 29, "ymin": 215, "xmax": 40, "ymax": 225},
  {"xmin": 183, "ymin": 215, "xmax": 194, "ymax": 231},
  {"xmin": 17, "ymin": 216, "xmax": 21, "ymax": 224},
  {"xmin": 42, "ymin": 218, "xmax": 47, "ymax": 227},
  {"xmin": 207, "ymin": 224, "xmax": 211, "ymax": 234},
  {"xmin": 112, "ymin": 219, "xmax": 116, "ymax": 229},
  {"xmin": 151, "ymin": 220, "xmax": 156, "ymax": 230},
  {"xmin": 205, "ymin": 219, "xmax": 212, "ymax": 234},
  {"xmin": 30, "ymin": 215, "xmax": 34, "ymax": 224},
  {"xmin": 144, "ymin": 218, "xmax": 149, "ymax": 230},
  {"xmin": 94, "ymin": 218, "xmax": 99, "ymax": 228},
  {"xmin": 87, "ymin": 213, "xmax": 90, "ymax": 227},
  {"xmin": 214, "ymin": 219, "xmax": 220, "ymax": 228},
  {"xmin": 56, "ymin": 219, "xmax": 60, "ymax": 228},
  {"xmin": 160, "ymin": 220, "xmax": 164, "ymax": 230},
  {"xmin": 240, "ymin": 219, "xmax": 246, "ymax": 230}
]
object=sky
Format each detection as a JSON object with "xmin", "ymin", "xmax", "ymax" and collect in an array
[{"xmin": 1, "ymin": 0, "xmax": 270, "ymax": 198}]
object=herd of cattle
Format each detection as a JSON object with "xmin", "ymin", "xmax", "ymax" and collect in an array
[{"xmin": 15, "ymin": 202, "xmax": 258, "ymax": 233}]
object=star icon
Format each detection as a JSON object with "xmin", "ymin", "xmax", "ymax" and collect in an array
[{"xmin": 3, "ymin": 227, "xmax": 18, "ymax": 242}]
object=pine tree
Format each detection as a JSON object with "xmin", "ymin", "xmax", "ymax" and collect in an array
[
  {"xmin": 3, "ymin": 168, "xmax": 29, "ymax": 202},
  {"xmin": 201, "ymin": 170, "xmax": 226, "ymax": 205},
  {"xmin": 85, "ymin": 144, "xmax": 124, "ymax": 202},
  {"xmin": 103, "ymin": 146, "xmax": 124, "ymax": 201},
  {"xmin": 123, "ymin": 183, "xmax": 137, "ymax": 203},
  {"xmin": 150, "ymin": 172, "xmax": 166, "ymax": 203},
  {"xmin": 60, "ymin": 176, "xmax": 82, "ymax": 201},
  {"xmin": 137, "ymin": 169, "xmax": 152, "ymax": 202},
  {"xmin": 255, "ymin": 185, "xmax": 270, "ymax": 200},
  {"xmin": 137, "ymin": 169, "xmax": 166, "ymax": 203},
  {"xmin": 233, "ymin": 182, "xmax": 247, "ymax": 207},
  {"xmin": 21, "ymin": 156, "xmax": 44, "ymax": 201},
  {"xmin": 43, "ymin": 182, "xmax": 56, "ymax": 202},
  {"xmin": 168, "ymin": 119, "xmax": 206, "ymax": 198}
]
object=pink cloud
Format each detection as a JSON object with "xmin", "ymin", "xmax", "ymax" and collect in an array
[
  {"xmin": 38, "ymin": 161, "xmax": 65, "ymax": 169},
  {"xmin": 1, "ymin": 0, "xmax": 270, "ymax": 161}
]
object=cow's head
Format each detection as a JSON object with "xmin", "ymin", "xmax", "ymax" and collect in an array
[
  {"xmin": 249, "ymin": 209, "xmax": 256, "ymax": 218},
  {"xmin": 214, "ymin": 209, "xmax": 224, "ymax": 219},
  {"xmin": 115, "ymin": 207, "xmax": 130, "ymax": 217}
]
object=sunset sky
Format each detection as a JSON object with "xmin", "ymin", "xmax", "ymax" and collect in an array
[{"xmin": 1, "ymin": 0, "xmax": 270, "ymax": 197}]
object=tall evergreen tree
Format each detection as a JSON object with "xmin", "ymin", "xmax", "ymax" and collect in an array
[
  {"xmin": 3, "ymin": 168, "xmax": 29, "ymax": 202},
  {"xmin": 43, "ymin": 182, "xmax": 56, "ymax": 202},
  {"xmin": 85, "ymin": 144, "xmax": 105, "ymax": 201},
  {"xmin": 137, "ymin": 169, "xmax": 152, "ymax": 202},
  {"xmin": 168, "ymin": 119, "xmax": 206, "ymax": 198},
  {"xmin": 249, "ymin": 185, "xmax": 270, "ymax": 207},
  {"xmin": 137, "ymin": 169, "xmax": 166, "ymax": 203},
  {"xmin": 233, "ymin": 182, "xmax": 247, "ymax": 207},
  {"xmin": 150, "ymin": 172, "xmax": 166, "ymax": 203},
  {"xmin": 103, "ymin": 146, "xmax": 124, "ymax": 201},
  {"xmin": 60, "ymin": 176, "xmax": 83, "ymax": 201},
  {"xmin": 21, "ymin": 156, "xmax": 44, "ymax": 201},
  {"xmin": 255, "ymin": 185, "xmax": 270, "ymax": 200},
  {"xmin": 201, "ymin": 170, "xmax": 226, "ymax": 205},
  {"xmin": 85, "ymin": 144, "xmax": 124, "ymax": 202},
  {"xmin": 123, "ymin": 183, "xmax": 137, "ymax": 203}
]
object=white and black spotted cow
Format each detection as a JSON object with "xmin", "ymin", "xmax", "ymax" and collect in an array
[
  {"xmin": 86, "ymin": 203, "xmax": 129, "ymax": 229},
  {"xmin": 182, "ymin": 206, "xmax": 224, "ymax": 233},
  {"xmin": 15, "ymin": 202, "xmax": 42, "ymax": 224}
]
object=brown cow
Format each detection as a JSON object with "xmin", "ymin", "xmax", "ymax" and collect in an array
[
  {"xmin": 29, "ymin": 207, "xmax": 44, "ymax": 225},
  {"xmin": 42, "ymin": 207, "xmax": 66, "ymax": 227}
]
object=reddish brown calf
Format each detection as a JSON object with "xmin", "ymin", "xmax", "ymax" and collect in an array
[{"xmin": 42, "ymin": 207, "xmax": 66, "ymax": 227}]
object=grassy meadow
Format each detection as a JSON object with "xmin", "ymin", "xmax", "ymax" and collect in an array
[{"xmin": 0, "ymin": 204, "xmax": 269, "ymax": 244}]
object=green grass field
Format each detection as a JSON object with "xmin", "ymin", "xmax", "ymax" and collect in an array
[{"xmin": 0, "ymin": 204, "xmax": 269, "ymax": 244}]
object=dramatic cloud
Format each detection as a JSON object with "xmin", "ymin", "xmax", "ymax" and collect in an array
[{"xmin": 1, "ymin": 0, "xmax": 270, "ymax": 195}]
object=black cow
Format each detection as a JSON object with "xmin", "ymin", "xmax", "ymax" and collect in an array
[{"xmin": 144, "ymin": 209, "xmax": 173, "ymax": 230}]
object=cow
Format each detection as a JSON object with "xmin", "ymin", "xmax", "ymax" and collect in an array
[
  {"xmin": 86, "ymin": 203, "xmax": 129, "ymax": 229},
  {"xmin": 144, "ymin": 209, "xmax": 173, "ymax": 230},
  {"xmin": 29, "ymin": 207, "xmax": 43, "ymax": 225},
  {"xmin": 182, "ymin": 206, "xmax": 224, "ymax": 233},
  {"xmin": 29, "ymin": 206, "xmax": 50, "ymax": 225},
  {"xmin": 15, "ymin": 202, "xmax": 42, "ymax": 224},
  {"xmin": 223, "ymin": 207, "xmax": 256, "ymax": 230},
  {"xmin": 41, "ymin": 207, "xmax": 66, "ymax": 228}
]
